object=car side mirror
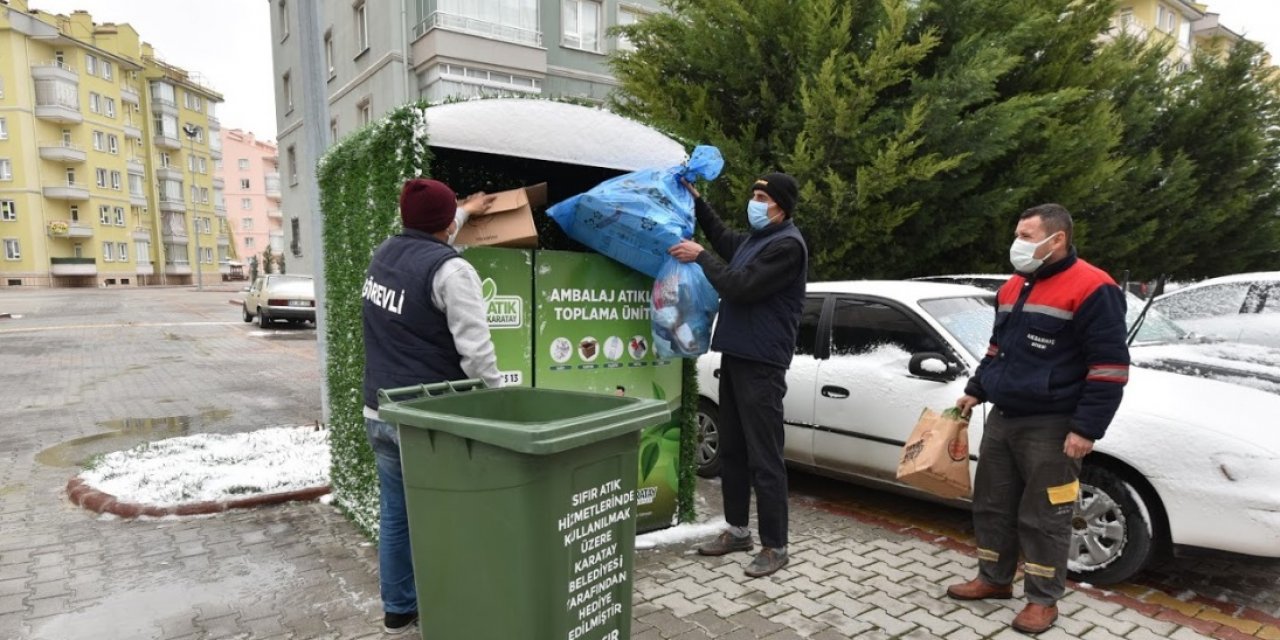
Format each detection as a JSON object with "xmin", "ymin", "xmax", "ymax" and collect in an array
[{"xmin": 908, "ymin": 352, "xmax": 961, "ymax": 381}]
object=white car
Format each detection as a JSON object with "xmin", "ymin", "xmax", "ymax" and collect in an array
[
  {"xmin": 695, "ymin": 281, "xmax": 1280, "ymax": 585},
  {"xmin": 242, "ymin": 275, "xmax": 316, "ymax": 328},
  {"xmin": 1152, "ymin": 272, "xmax": 1280, "ymax": 348}
]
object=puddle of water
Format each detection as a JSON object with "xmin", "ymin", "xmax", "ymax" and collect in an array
[{"xmin": 34, "ymin": 408, "xmax": 232, "ymax": 469}]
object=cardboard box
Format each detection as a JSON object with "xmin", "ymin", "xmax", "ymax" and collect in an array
[{"xmin": 454, "ymin": 183, "xmax": 545, "ymax": 249}]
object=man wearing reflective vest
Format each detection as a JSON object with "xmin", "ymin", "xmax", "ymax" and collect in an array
[{"xmin": 951, "ymin": 203, "xmax": 1129, "ymax": 635}]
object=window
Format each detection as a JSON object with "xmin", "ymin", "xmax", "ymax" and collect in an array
[
  {"xmin": 150, "ymin": 81, "xmax": 176, "ymax": 107},
  {"xmin": 198, "ymin": 157, "xmax": 207, "ymax": 173},
  {"xmin": 200, "ymin": 187, "xmax": 210, "ymax": 203},
  {"xmin": 0, "ymin": 159, "xmax": 10, "ymax": 181},
  {"xmin": 107, "ymin": 134, "xmax": 119, "ymax": 154},
  {"xmin": 1157, "ymin": 284, "xmax": 1252, "ymax": 320},
  {"xmin": 66, "ymin": 168, "xmax": 76, "ymax": 185},
  {"xmin": 184, "ymin": 92, "xmax": 202, "ymax": 111},
  {"xmin": 89, "ymin": 92, "xmax": 101, "ymax": 113},
  {"xmin": 3, "ymin": 239, "xmax": 19, "ymax": 261},
  {"xmin": 355, "ymin": 2, "xmax": 369, "ymax": 53},
  {"xmin": 324, "ymin": 31, "xmax": 335, "ymax": 78},
  {"xmin": 358, "ymin": 101, "xmax": 371, "ymax": 126},
  {"xmin": 93, "ymin": 131, "xmax": 105, "ymax": 151},
  {"xmin": 282, "ymin": 72, "xmax": 293, "ymax": 112},
  {"xmin": 111, "ymin": 171, "xmax": 122, "ymax": 191},
  {"xmin": 0, "ymin": 75, "xmax": 5, "ymax": 99},
  {"xmin": 188, "ymin": 153, "xmax": 197, "ymax": 172},
  {"xmin": 290, "ymin": 216, "xmax": 302, "ymax": 256},
  {"xmin": 279, "ymin": 0, "xmax": 290, "ymax": 40},
  {"xmin": 160, "ymin": 152, "xmax": 172, "ymax": 168},
  {"xmin": 100, "ymin": 205, "xmax": 111, "ymax": 224},
  {"xmin": 829, "ymin": 298, "xmax": 943, "ymax": 357},
  {"xmin": 103, "ymin": 241, "xmax": 114, "ymax": 261},
  {"xmin": 154, "ymin": 113, "xmax": 179, "ymax": 139},
  {"xmin": 114, "ymin": 206, "xmax": 125, "ymax": 226},
  {"xmin": 129, "ymin": 173, "xmax": 144, "ymax": 196},
  {"xmin": 413, "ymin": 0, "xmax": 539, "ymax": 44},
  {"xmin": 242, "ymin": 217, "xmax": 253, "ymax": 230},
  {"xmin": 191, "ymin": 185, "xmax": 200, "ymax": 203},
  {"xmin": 421, "ymin": 63, "xmax": 542, "ymax": 102},
  {"xmin": 202, "ymin": 217, "xmax": 212, "ymax": 234},
  {"xmin": 102, "ymin": 61, "xmax": 113, "ymax": 80},
  {"xmin": 617, "ymin": 7, "xmax": 642, "ymax": 51},
  {"xmin": 238, "ymin": 158, "xmax": 250, "ymax": 170},
  {"xmin": 69, "ymin": 205, "xmax": 79, "ymax": 222},
  {"xmin": 0, "ymin": 200, "xmax": 15, "ymax": 221},
  {"xmin": 95, "ymin": 168, "xmax": 108, "ymax": 188},
  {"xmin": 104, "ymin": 97, "xmax": 115, "ymax": 118},
  {"xmin": 242, "ymin": 198, "xmax": 252, "ymax": 210},
  {"xmin": 287, "ymin": 146, "xmax": 298, "ymax": 184},
  {"xmin": 136, "ymin": 241, "xmax": 150, "ymax": 263},
  {"xmin": 245, "ymin": 236, "xmax": 255, "ymax": 249},
  {"xmin": 118, "ymin": 242, "xmax": 128, "ymax": 262},
  {"xmin": 85, "ymin": 54, "xmax": 97, "ymax": 76},
  {"xmin": 330, "ymin": 118, "xmax": 339, "ymax": 144},
  {"xmin": 0, "ymin": 117, "xmax": 6, "ymax": 140},
  {"xmin": 55, "ymin": 50, "xmax": 66, "ymax": 69},
  {"xmin": 562, "ymin": 0, "xmax": 602, "ymax": 52},
  {"xmin": 794, "ymin": 297, "xmax": 825, "ymax": 356}
]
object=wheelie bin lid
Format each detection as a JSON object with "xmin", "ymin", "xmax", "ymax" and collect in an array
[{"xmin": 377, "ymin": 380, "xmax": 671, "ymax": 455}]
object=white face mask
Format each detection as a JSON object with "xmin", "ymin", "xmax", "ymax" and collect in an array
[
  {"xmin": 446, "ymin": 221, "xmax": 460, "ymax": 246},
  {"xmin": 1009, "ymin": 233, "xmax": 1059, "ymax": 273}
]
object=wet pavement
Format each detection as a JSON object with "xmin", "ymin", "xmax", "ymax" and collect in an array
[{"xmin": 0, "ymin": 286, "xmax": 1277, "ymax": 639}]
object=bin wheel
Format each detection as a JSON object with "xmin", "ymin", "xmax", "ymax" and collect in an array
[{"xmin": 696, "ymin": 398, "xmax": 721, "ymax": 478}]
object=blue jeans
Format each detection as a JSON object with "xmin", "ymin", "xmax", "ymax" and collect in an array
[{"xmin": 366, "ymin": 417, "xmax": 417, "ymax": 615}]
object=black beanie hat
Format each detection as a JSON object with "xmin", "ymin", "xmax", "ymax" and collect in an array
[{"xmin": 751, "ymin": 172, "xmax": 799, "ymax": 216}]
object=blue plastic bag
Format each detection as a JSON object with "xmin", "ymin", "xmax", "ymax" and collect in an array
[
  {"xmin": 651, "ymin": 257, "xmax": 719, "ymax": 358},
  {"xmin": 547, "ymin": 145, "xmax": 724, "ymax": 278}
]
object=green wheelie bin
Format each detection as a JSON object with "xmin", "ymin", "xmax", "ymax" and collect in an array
[{"xmin": 377, "ymin": 380, "xmax": 670, "ymax": 640}]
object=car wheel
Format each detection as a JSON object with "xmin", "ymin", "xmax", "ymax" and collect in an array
[
  {"xmin": 258, "ymin": 309, "xmax": 272, "ymax": 328},
  {"xmin": 242, "ymin": 305, "xmax": 253, "ymax": 323},
  {"xmin": 1067, "ymin": 465, "xmax": 1155, "ymax": 585},
  {"xmin": 696, "ymin": 399, "xmax": 721, "ymax": 478}
]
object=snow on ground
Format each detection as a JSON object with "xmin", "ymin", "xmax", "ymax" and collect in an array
[
  {"xmin": 79, "ymin": 426, "xmax": 330, "ymax": 507},
  {"xmin": 635, "ymin": 518, "xmax": 727, "ymax": 550}
]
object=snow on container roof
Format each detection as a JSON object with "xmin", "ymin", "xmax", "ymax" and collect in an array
[{"xmin": 422, "ymin": 99, "xmax": 688, "ymax": 172}]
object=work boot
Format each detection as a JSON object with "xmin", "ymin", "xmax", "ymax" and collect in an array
[
  {"xmin": 383, "ymin": 611, "xmax": 418, "ymax": 635},
  {"xmin": 945, "ymin": 578, "xmax": 1014, "ymax": 601},
  {"xmin": 744, "ymin": 548, "xmax": 789, "ymax": 578},
  {"xmin": 1012, "ymin": 603, "xmax": 1058, "ymax": 635},
  {"xmin": 696, "ymin": 530, "xmax": 754, "ymax": 556}
]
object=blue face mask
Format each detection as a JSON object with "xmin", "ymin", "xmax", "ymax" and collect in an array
[{"xmin": 747, "ymin": 200, "xmax": 772, "ymax": 230}]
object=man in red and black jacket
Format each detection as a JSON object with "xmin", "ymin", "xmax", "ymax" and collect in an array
[{"xmin": 948, "ymin": 204, "xmax": 1129, "ymax": 635}]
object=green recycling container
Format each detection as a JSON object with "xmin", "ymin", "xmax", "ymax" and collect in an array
[{"xmin": 377, "ymin": 380, "xmax": 670, "ymax": 640}]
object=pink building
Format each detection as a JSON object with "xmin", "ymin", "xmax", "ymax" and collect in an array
[{"xmin": 218, "ymin": 129, "xmax": 283, "ymax": 271}]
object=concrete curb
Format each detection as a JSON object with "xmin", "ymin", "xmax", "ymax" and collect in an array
[{"xmin": 66, "ymin": 476, "xmax": 331, "ymax": 518}]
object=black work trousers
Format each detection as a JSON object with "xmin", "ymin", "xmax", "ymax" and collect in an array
[
  {"xmin": 972, "ymin": 410, "xmax": 1082, "ymax": 605},
  {"xmin": 718, "ymin": 354, "xmax": 789, "ymax": 549}
]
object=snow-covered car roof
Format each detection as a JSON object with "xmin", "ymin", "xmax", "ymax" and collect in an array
[
  {"xmin": 809, "ymin": 280, "xmax": 993, "ymax": 300},
  {"xmin": 422, "ymin": 99, "xmax": 688, "ymax": 172},
  {"xmin": 1157, "ymin": 271, "xmax": 1280, "ymax": 298}
]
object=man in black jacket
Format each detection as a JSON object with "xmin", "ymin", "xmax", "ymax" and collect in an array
[{"xmin": 669, "ymin": 172, "xmax": 808, "ymax": 578}]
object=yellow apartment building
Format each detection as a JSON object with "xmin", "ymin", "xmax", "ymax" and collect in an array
[
  {"xmin": 0, "ymin": 0, "xmax": 229, "ymax": 288},
  {"xmin": 1109, "ymin": 0, "xmax": 1206, "ymax": 71}
]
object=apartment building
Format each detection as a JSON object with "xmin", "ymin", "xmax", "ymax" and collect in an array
[
  {"xmin": 220, "ymin": 128, "xmax": 284, "ymax": 266},
  {"xmin": 269, "ymin": 0, "xmax": 661, "ymax": 272},
  {"xmin": 0, "ymin": 1, "xmax": 228, "ymax": 287}
]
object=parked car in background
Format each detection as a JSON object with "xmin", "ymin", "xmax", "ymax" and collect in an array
[
  {"xmin": 695, "ymin": 281, "xmax": 1280, "ymax": 585},
  {"xmin": 1151, "ymin": 272, "xmax": 1280, "ymax": 348},
  {"xmin": 242, "ymin": 275, "xmax": 316, "ymax": 328}
]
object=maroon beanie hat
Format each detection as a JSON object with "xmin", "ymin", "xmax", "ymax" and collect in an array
[{"xmin": 399, "ymin": 178, "xmax": 456, "ymax": 233}]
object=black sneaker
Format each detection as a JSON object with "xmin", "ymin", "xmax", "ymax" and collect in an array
[
  {"xmin": 696, "ymin": 530, "xmax": 754, "ymax": 556},
  {"xmin": 384, "ymin": 611, "xmax": 418, "ymax": 635},
  {"xmin": 745, "ymin": 548, "xmax": 789, "ymax": 578}
]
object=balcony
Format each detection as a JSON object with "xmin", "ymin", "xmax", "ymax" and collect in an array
[
  {"xmin": 214, "ymin": 201, "xmax": 227, "ymax": 215},
  {"xmin": 50, "ymin": 257, "xmax": 97, "ymax": 276},
  {"xmin": 264, "ymin": 172, "xmax": 282, "ymax": 199},
  {"xmin": 151, "ymin": 96, "xmax": 178, "ymax": 116},
  {"xmin": 210, "ymin": 146, "xmax": 223, "ymax": 160},
  {"xmin": 34, "ymin": 101, "xmax": 83, "ymax": 124},
  {"xmin": 43, "ymin": 182, "xmax": 90, "ymax": 201},
  {"xmin": 267, "ymin": 209, "xmax": 283, "ymax": 219},
  {"xmin": 132, "ymin": 227, "xmax": 152, "ymax": 241},
  {"xmin": 127, "ymin": 157, "xmax": 145, "ymax": 173},
  {"xmin": 154, "ymin": 133, "xmax": 181, "ymax": 150},
  {"xmin": 158, "ymin": 197, "xmax": 186, "ymax": 214},
  {"xmin": 136, "ymin": 262, "xmax": 155, "ymax": 276},
  {"xmin": 123, "ymin": 123, "xmax": 142, "ymax": 139},
  {"xmin": 164, "ymin": 261, "xmax": 192, "ymax": 276},
  {"xmin": 47, "ymin": 220, "xmax": 94, "ymax": 238},
  {"xmin": 31, "ymin": 61, "xmax": 78, "ymax": 83},
  {"xmin": 217, "ymin": 235, "xmax": 230, "ymax": 247},
  {"xmin": 130, "ymin": 192, "xmax": 149, "ymax": 207},
  {"xmin": 156, "ymin": 166, "xmax": 184, "ymax": 181},
  {"xmin": 121, "ymin": 84, "xmax": 141, "ymax": 105},
  {"xmin": 38, "ymin": 141, "xmax": 87, "ymax": 163},
  {"xmin": 208, "ymin": 115, "xmax": 221, "ymax": 131}
]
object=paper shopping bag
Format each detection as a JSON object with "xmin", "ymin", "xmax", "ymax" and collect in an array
[{"xmin": 896, "ymin": 407, "xmax": 972, "ymax": 499}]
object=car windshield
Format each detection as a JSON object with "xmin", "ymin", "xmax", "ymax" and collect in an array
[
  {"xmin": 920, "ymin": 292, "xmax": 1190, "ymax": 357},
  {"xmin": 269, "ymin": 276, "xmax": 312, "ymax": 286}
]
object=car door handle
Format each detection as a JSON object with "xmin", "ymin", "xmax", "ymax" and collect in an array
[{"xmin": 821, "ymin": 385, "xmax": 849, "ymax": 399}]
